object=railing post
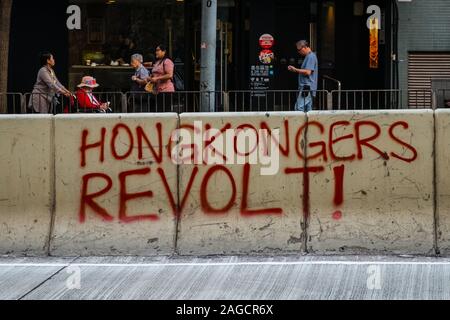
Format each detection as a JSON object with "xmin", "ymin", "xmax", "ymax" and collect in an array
[
  {"xmin": 223, "ymin": 91, "xmax": 229, "ymax": 112},
  {"xmin": 200, "ymin": 0, "xmax": 218, "ymax": 112},
  {"xmin": 323, "ymin": 75, "xmax": 342, "ymax": 110},
  {"xmin": 337, "ymin": 83, "xmax": 341, "ymax": 110},
  {"xmin": 432, "ymin": 89, "xmax": 437, "ymax": 110},
  {"xmin": 20, "ymin": 93, "xmax": 26, "ymax": 114},
  {"xmin": 327, "ymin": 91, "xmax": 333, "ymax": 110},
  {"xmin": 121, "ymin": 93, "xmax": 128, "ymax": 113}
]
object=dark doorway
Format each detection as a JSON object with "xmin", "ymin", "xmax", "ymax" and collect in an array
[{"xmin": 8, "ymin": 1, "xmax": 69, "ymax": 93}]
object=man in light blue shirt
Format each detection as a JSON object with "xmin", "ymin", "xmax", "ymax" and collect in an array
[{"xmin": 288, "ymin": 40, "xmax": 318, "ymax": 112}]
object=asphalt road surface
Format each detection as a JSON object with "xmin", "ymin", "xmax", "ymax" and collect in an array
[{"xmin": 1, "ymin": 255, "xmax": 450, "ymax": 300}]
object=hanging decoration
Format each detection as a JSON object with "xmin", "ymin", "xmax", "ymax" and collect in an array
[{"xmin": 369, "ymin": 18, "xmax": 379, "ymax": 69}]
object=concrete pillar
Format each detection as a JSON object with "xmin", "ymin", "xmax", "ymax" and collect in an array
[{"xmin": 199, "ymin": 0, "xmax": 217, "ymax": 112}]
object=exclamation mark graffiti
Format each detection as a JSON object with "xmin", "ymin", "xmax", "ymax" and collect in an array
[{"xmin": 332, "ymin": 165, "xmax": 345, "ymax": 221}]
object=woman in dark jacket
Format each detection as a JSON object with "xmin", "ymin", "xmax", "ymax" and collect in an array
[{"xmin": 29, "ymin": 52, "xmax": 71, "ymax": 113}]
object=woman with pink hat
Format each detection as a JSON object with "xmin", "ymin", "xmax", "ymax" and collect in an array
[{"xmin": 71, "ymin": 76, "xmax": 110, "ymax": 112}]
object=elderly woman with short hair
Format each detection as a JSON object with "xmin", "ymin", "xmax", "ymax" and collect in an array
[
  {"xmin": 29, "ymin": 52, "xmax": 71, "ymax": 113},
  {"xmin": 130, "ymin": 53, "xmax": 149, "ymax": 92},
  {"xmin": 129, "ymin": 53, "xmax": 150, "ymax": 112}
]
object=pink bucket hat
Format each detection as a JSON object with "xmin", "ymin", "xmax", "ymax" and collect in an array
[{"xmin": 77, "ymin": 76, "xmax": 100, "ymax": 88}]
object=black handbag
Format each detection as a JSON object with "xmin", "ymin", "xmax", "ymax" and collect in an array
[{"xmin": 301, "ymin": 85, "xmax": 311, "ymax": 98}]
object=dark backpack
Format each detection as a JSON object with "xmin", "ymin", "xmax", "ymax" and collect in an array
[{"xmin": 163, "ymin": 59, "xmax": 184, "ymax": 91}]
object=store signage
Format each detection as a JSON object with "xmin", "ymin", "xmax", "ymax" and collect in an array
[
  {"xmin": 259, "ymin": 34, "xmax": 275, "ymax": 49},
  {"xmin": 251, "ymin": 34, "xmax": 275, "ymax": 94},
  {"xmin": 250, "ymin": 65, "xmax": 274, "ymax": 96},
  {"xmin": 259, "ymin": 49, "xmax": 274, "ymax": 65}
]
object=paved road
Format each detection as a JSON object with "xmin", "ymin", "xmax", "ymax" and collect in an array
[{"xmin": 1, "ymin": 255, "xmax": 450, "ymax": 300}]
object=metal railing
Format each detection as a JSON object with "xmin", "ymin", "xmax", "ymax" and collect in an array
[
  {"xmin": 322, "ymin": 75, "xmax": 341, "ymax": 109},
  {"xmin": 87, "ymin": 92, "xmax": 124, "ymax": 113},
  {"xmin": 3, "ymin": 89, "xmax": 450, "ymax": 114},
  {"xmin": 0, "ymin": 93, "xmax": 26, "ymax": 114},
  {"xmin": 435, "ymin": 89, "xmax": 450, "ymax": 109},
  {"xmin": 226, "ymin": 90, "xmax": 329, "ymax": 112},
  {"xmin": 23, "ymin": 92, "xmax": 125, "ymax": 114},
  {"xmin": 330, "ymin": 89, "xmax": 435, "ymax": 110},
  {"xmin": 125, "ymin": 91, "xmax": 223, "ymax": 113}
]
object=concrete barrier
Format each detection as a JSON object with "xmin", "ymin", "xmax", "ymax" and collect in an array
[
  {"xmin": 50, "ymin": 114, "xmax": 179, "ymax": 256},
  {"xmin": 0, "ymin": 110, "xmax": 440, "ymax": 257},
  {"xmin": 0, "ymin": 115, "xmax": 54, "ymax": 255},
  {"xmin": 177, "ymin": 112, "xmax": 307, "ymax": 255},
  {"xmin": 307, "ymin": 110, "xmax": 435, "ymax": 254},
  {"xmin": 436, "ymin": 110, "xmax": 450, "ymax": 255}
]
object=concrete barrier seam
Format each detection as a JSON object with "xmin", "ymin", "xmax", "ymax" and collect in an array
[
  {"xmin": 433, "ymin": 111, "xmax": 440, "ymax": 256},
  {"xmin": 46, "ymin": 116, "xmax": 56, "ymax": 257}
]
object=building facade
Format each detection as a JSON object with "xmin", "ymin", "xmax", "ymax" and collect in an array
[
  {"xmin": 5, "ymin": 0, "xmax": 450, "ymax": 108},
  {"xmin": 397, "ymin": 0, "xmax": 450, "ymax": 107}
]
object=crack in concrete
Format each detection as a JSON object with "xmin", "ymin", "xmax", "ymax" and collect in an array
[{"xmin": 17, "ymin": 256, "xmax": 79, "ymax": 300}]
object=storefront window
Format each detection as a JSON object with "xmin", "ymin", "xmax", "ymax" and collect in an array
[{"xmin": 68, "ymin": 0, "xmax": 185, "ymax": 91}]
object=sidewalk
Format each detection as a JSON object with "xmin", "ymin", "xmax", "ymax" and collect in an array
[{"xmin": 0, "ymin": 255, "xmax": 449, "ymax": 300}]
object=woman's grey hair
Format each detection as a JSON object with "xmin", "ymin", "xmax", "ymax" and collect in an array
[{"xmin": 131, "ymin": 54, "xmax": 143, "ymax": 63}]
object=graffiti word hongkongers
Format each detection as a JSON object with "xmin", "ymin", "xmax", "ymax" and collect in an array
[{"xmin": 171, "ymin": 121, "xmax": 281, "ymax": 176}]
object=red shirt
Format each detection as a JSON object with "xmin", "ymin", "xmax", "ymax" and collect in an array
[
  {"xmin": 76, "ymin": 89, "xmax": 102, "ymax": 108},
  {"xmin": 64, "ymin": 89, "xmax": 103, "ymax": 113}
]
